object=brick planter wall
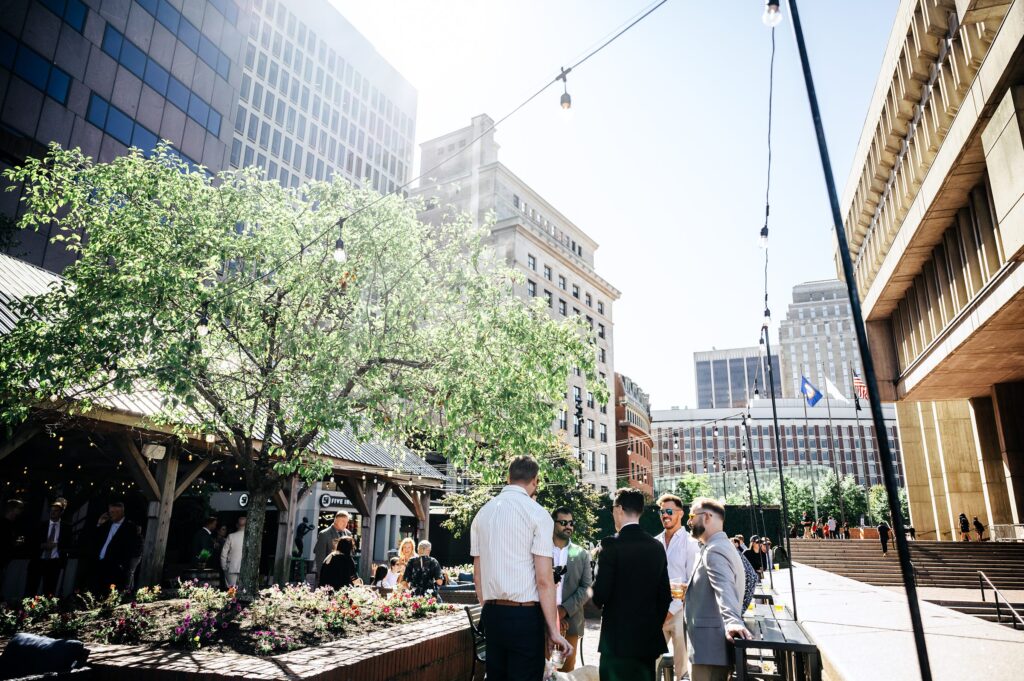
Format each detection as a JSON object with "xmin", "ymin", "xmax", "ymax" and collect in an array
[{"xmin": 85, "ymin": 612, "xmax": 475, "ymax": 681}]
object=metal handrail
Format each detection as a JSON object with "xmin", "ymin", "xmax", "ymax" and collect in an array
[{"xmin": 978, "ymin": 571, "xmax": 1024, "ymax": 630}]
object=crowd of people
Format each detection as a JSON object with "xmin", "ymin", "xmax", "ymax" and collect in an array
[{"xmin": 470, "ymin": 455, "xmax": 763, "ymax": 681}]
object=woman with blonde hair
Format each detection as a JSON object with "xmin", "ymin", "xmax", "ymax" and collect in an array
[{"xmin": 396, "ymin": 537, "xmax": 415, "ymax": 587}]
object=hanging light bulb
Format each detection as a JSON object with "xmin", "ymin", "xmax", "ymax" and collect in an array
[
  {"xmin": 763, "ymin": 306, "xmax": 772, "ymax": 328},
  {"xmin": 760, "ymin": 225, "xmax": 769, "ymax": 248},
  {"xmin": 713, "ymin": 425, "xmax": 720, "ymax": 437},
  {"xmin": 762, "ymin": 0, "xmax": 783, "ymax": 27},
  {"xmin": 333, "ymin": 218, "xmax": 347, "ymax": 263},
  {"xmin": 558, "ymin": 67, "xmax": 572, "ymax": 111},
  {"xmin": 197, "ymin": 302, "xmax": 210, "ymax": 337}
]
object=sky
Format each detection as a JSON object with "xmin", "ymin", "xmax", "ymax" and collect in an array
[{"xmin": 332, "ymin": 0, "xmax": 899, "ymax": 410}]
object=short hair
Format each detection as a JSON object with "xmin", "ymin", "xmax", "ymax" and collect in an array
[
  {"xmin": 5, "ymin": 499, "xmax": 24, "ymax": 512},
  {"xmin": 108, "ymin": 501, "xmax": 125, "ymax": 509},
  {"xmin": 205, "ymin": 516, "xmax": 218, "ymax": 526},
  {"xmin": 418, "ymin": 540, "xmax": 432, "ymax": 552},
  {"xmin": 656, "ymin": 493, "xmax": 683, "ymax": 509},
  {"xmin": 334, "ymin": 510, "xmax": 350, "ymax": 520},
  {"xmin": 389, "ymin": 557, "xmax": 399, "ymax": 567},
  {"xmin": 735, "ymin": 534, "xmax": 745, "ymax": 542},
  {"xmin": 508, "ymin": 455, "xmax": 540, "ymax": 483},
  {"xmin": 337, "ymin": 536, "xmax": 354, "ymax": 555},
  {"xmin": 690, "ymin": 496, "xmax": 725, "ymax": 518},
  {"xmin": 613, "ymin": 488, "xmax": 645, "ymax": 516},
  {"xmin": 551, "ymin": 506, "xmax": 572, "ymax": 520}
]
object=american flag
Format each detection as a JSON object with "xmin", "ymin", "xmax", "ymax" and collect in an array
[{"xmin": 853, "ymin": 372, "xmax": 869, "ymax": 400}]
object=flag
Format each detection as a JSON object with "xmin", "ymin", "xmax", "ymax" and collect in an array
[
  {"xmin": 853, "ymin": 372, "xmax": 869, "ymax": 400},
  {"xmin": 824, "ymin": 376, "xmax": 848, "ymax": 402},
  {"xmin": 800, "ymin": 376, "xmax": 823, "ymax": 407}
]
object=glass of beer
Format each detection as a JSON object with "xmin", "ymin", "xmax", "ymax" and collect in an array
[{"xmin": 670, "ymin": 579, "xmax": 686, "ymax": 600}]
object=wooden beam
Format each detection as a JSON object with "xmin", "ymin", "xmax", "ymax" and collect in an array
[
  {"xmin": 392, "ymin": 484, "xmax": 425, "ymax": 522},
  {"xmin": 336, "ymin": 477, "xmax": 370, "ymax": 518},
  {"xmin": 358, "ymin": 484, "xmax": 379, "ymax": 581},
  {"xmin": 139, "ymin": 446, "xmax": 179, "ymax": 586},
  {"xmin": 118, "ymin": 434, "xmax": 161, "ymax": 502},
  {"xmin": 173, "ymin": 459, "xmax": 211, "ymax": 500},
  {"xmin": 0, "ymin": 423, "xmax": 41, "ymax": 463},
  {"xmin": 376, "ymin": 482, "xmax": 393, "ymax": 509}
]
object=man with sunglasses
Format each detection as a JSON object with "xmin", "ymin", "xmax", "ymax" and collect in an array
[
  {"xmin": 684, "ymin": 497, "xmax": 750, "ymax": 681},
  {"xmin": 655, "ymin": 494, "xmax": 700, "ymax": 680},
  {"xmin": 549, "ymin": 506, "xmax": 592, "ymax": 672}
]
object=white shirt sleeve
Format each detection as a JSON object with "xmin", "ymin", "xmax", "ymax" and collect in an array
[
  {"xmin": 470, "ymin": 513, "xmax": 480, "ymax": 557},
  {"xmin": 532, "ymin": 512, "xmax": 554, "ymax": 557}
]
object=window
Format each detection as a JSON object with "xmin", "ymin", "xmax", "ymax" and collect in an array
[
  {"xmin": 598, "ymin": 301, "xmax": 604, "ymax": 315},
  {"xmin": 586, "ymin": 392, "xmax": 594, "ymax": 408},
  {"xmin": 587, "ymin": 419, "xmax": 595, "ymax": 439},
  {"xmin": 599, "ymin": 402, "xmax": 607, "ymax": 415},
  {"xmin": 527, "ymin": 280, "xmax": 536, "ymax": 297},
  {"xmin": 559, "ymin": 275, "xmax": 566, "ymax": 291},
  {"xmin": 558, "ymin": 299, "xmax": 567, "ymax": 316},
  {"xmin": 572, "ymin": 284, "xmax": 580, "ymax": 299},
  {"xmin": 598, "ymin": 323, "xmax": 605, "ymax": 339},
  {"xmin": 544, "ymin": 265, "xmax": 552, "ymax": 281},
  {"xmin": 527, "ymin": 254, "xmax": 536, "ymax": 271},
  {"xmin": 600, "ymin": 423, "xmax": 607, "ymax": 443},
  {"xmin": 544, "ymin": 290, "xmax": 552, "ymax": 308},
  {"xmin": 573, "ymin": 307, "xmax": 580, "ymax": 316},
  {"xmin": 601, "ymin": 453, "xmax": 608, "ymax": 474},
  {"xmin": 588, "ymin": 451, "xmax": 596, "ymax": 472},
  {"xmin": 599, "ymin": 348, "xmax": 606, "ymax": 364},
  {"xmin": 585, "ymin": 293, "xmax": 592, "ymax": 307},
  {"xmin": 559, "ymin": 410, "xmax": 567, "ymax": 430},
  {"xmin": 40, "ymin": 0, "xmax": 87, "ymax": 32}
]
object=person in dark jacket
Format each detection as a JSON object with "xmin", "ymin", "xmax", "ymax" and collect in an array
[
  {"xmin": 91, "ymin": 501, "xmax": 143, "ymax": 594},
  {"xmin": 973, "ymin": 517, "xmax": 985, "ymax": 542},
  {"xmin": 402, "ymin": 540, "xmax": 443, "ymax": 597},
  {"xmin": 877, "ymin": 520, "xmax": 891, "ymax": 556},
  {"xmin": 320, "ymin": 536, "xmax": 360, "ymax": 590},
  {"xmin": 743, "ymin": 536, "xmax": 767, "ymax": 579},
  {"xmin": 0, "ymin": 499, "xmax": 26, "ymax": 586},
  {"xmin": 26, "ymin": 499, "xmax": 72, "ymax": 596},
  {"xmin": 189, "ymin": 516, "xmax": 218, "ymax": 566},
  {"xmin": 959, "ymin": 513, "xmax": 971, "ymax": 541},
  {"xmin": 591, "ymin": 488, "xmax": 671, "ymax": 681}
]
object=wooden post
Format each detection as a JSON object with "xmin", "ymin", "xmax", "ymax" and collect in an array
[
  {"xmin": 419, "ymin": 490, "xmax": 431, "ymax": 543},
  {"xmin": 273, "ymin": 476, "xmax": 300, "ymax": 585},
  {"xmin": 139, "ymin": 446, "xmax": 179, "ymax": 586},
  {"xmin": 359, "ymin": 481, "xmax": 378, "ymax": 581}
]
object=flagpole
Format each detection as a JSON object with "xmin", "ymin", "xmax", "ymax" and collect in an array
[
  {"xmin": 852, "ymin": 363, "xmax": 870, "ymax": 498},
  {"xmin": 821, "ymin": 363, "xmax": 848, "ymax": 530},
  {"xmin": 802, "ymin": 366, "xmax": 820, "ymax": 522}
]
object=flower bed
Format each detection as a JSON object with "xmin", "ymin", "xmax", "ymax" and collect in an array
[{"xmin": 0, "ymin": 581, "xmax": 457, "ymax": 658}]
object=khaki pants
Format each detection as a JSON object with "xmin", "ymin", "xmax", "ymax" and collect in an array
[
  {"xmin": 225, "ymin": 572, "xmax": 239, "ymax": 587},
  {"xmin": 689, "ymin": 664, "xmax": 731, "ymax": 681},
  {"xmin": 662, "ymin": 613, "xmax": 688, "ymax": 680},
  {"xmin": 559, "ymin": 633, "xmax": 580, "ymax": 672}
]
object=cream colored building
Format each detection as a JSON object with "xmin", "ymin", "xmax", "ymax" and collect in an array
[
  {"xmin": 412, "ymin": 115, "xmax": 621, "ymax": 493},
  {"xmin": 837, "ymin": 0, "xmax": 1024, "ymax": 539}
]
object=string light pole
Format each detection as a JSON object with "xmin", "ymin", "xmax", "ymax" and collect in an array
[{"xmin": 778, "ymin": 0, "xmax": 931, "ymax": 677}]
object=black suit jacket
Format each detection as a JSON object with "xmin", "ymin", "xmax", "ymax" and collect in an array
[
  {"xmin": 592, "ymin": 523, "xmax": 672, "ymax": 660},
  {"xmin": 33, "ymin": 520, "xmax": 72, "ymax": 561},
  {"xmin": 93, "ymin": 519, "xmax": 143, "ymax": 568},
  {"xmin": 190, "ymin": 528, "xmax": 216, "ymax": 562}
]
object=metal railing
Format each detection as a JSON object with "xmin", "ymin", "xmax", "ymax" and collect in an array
[
  {"xmin": 990, "ymin": 524, "xmax": 1024, "ymax": 542},
  {"xmin": 978, "ymin": 571, "xmax": 1024, "ymax": 630}
]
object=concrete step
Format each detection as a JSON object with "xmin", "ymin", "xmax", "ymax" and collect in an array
[{"xmin": 927, "ymin": 600, "xmax": 1024, "ymax": 629}]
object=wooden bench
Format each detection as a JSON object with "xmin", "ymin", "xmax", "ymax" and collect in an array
[
  {"xmin": 734, "ymin": 604, "xmax": 821, "ymax": 681},
  {"xmin": 464, "ymin": 605, "xmax": 485, "ymax": 681}
]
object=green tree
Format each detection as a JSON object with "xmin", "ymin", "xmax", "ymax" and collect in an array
[
  {"xmin": 673, "ymin": 473, "xmax": 714, "ymax": 504},
  {"xmin": 0, "ymin": 145, "xmax": 603, "ymax": 596},
  {"xmin": 815, "ymin": 471, "xmax": 868, "ymax": 526},
  {"xmin": 867, "ymin": 484, "xmax": 909, "ymax": 525}
]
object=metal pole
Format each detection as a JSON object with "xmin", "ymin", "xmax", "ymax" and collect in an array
[
  {"xmin": 822, "ymin": 364, "xmax": 848, "ymax": 530},
  {"xmin": 801, "ymin": 368, "xmax": 820, "ymax": 522},
  {"xmin": 785, "ymin": 2, "xmax": 931, "ymax": 677},
  {"xmin": 762, "ymin": 326, "xmax": 797, "ymax": 619}
]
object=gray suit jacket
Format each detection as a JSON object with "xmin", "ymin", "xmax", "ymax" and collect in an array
[
  {"xmin": 558, "ymin": 542, "xmax": 593, "ymax": 637},
  {"xmin": 313, "ymin": 526, "xmax": 351, "ymax": 575},
  {"xmin": 684, "ymin": 531, "xmax": 746, "ymax": 667}
]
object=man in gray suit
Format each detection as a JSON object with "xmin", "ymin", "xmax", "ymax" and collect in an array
[
  {"xmin": 313, "ymin": 511, "xmax": 352, "ymax": 586},
  {"xmin": 551, "ymin": 507, "xmax": 593, "ymax": 672},
  {"xmin": 684, "ymin": 497, "xmax": 751, "ymax": 681}
]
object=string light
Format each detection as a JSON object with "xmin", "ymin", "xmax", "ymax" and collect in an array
[
  {"xmin": 197, "ymin": 302, "xmax": 210, "ymax": 337},
  {"xmin": 333, "ymin": 218, "xmax": 347, "ymax": 263},
  {"xmin": 760, "ymin": 225, "xmax": 769, "ymax": 248},
  {"xmin": 558, "ymin": 67, "xmax": 572, "ymax": 110},
  {"xmin": 762, "ymin": 0, "xmax": 783, "ymax": 27}
]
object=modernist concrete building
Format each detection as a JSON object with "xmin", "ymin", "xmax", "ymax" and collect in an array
[
  {"xmin": 694, "ymin": 346, "xmax": 781, "ymax": 409},
  {"xmin": 778, "ymin": 280, "xmax": 864, "ymax": 400},
  {"xmin": 836, "ymin": 0, "xmax": 1024, "ymax": 539},
  {"xmin": 1, "ymin": 0, "xmax": 247, "ymax": 272},
  {"xmin": 615, "ymin": 373, "xmax": 653, "ymax": 498},
  {"xmin": 652, "ymin": 400, "xmax": 903, "ymax": 493},
  {"xmin": 413, "ymin": 114, "xmax": 621, "ymax": 493},
  {"xmin": 228, "ymin": 0, "xmax": 416, "ymax": 192}
]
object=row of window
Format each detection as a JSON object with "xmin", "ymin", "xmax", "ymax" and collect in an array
[
  {"xmin": 514, "ymin": 196, "xmax": 585, "ymax": 259},
  {"xmin": 101, "ymin": 26, "xmax": 222, "ymax": 138},
  {"xmin": 530, "ymin": 283, "xmax": 607, "ymax": 337},
  {"xmin": 134, "ymin": 0, "xmax": 233, "ymax": 80},
  {"xmin": 85, "ymin": 92, "xmax": 197, "ymax": 168},
  {"xmin": 0, "ymin": 29, "xmax": 72, "ymax": 105},
  {"xmin": 582, "ymin": 451, "xmax": 608, "ymax": 474},
  {"xmin": 527, "ymin": 254, "xmax": 605, "ymax": 313},
  {"xmin": 39, "ymin": 0, "xmax": 87, "ymax": 32}
]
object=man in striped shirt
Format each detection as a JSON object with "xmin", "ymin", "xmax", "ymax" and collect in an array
[{"xmin": 471, "ymin": 455, "xmax": 572, "ymax": 680}]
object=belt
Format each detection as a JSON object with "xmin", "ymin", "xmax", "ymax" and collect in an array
[{"xmin": 485, "ymin": 599, "xmax": 538, "ymax": 607}]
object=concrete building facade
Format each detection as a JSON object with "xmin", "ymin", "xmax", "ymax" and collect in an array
[
  {"xmin": 413, "ymin": 114, "xmax": 621, "ymax": 493},
  {"xmin": 652, "ymin": 400, "xmax": 903, "ymax": 491},
  {"xmin": 694, "ymin": 346, "xmax": 781, "ymax": 409},
  {"xmin": 778, "ymin": 279, "xmax": 864, "ymax": 400},
  {"xmin": 615, "ymin": 373, "xmax": 653, "ymax": 498},
  {"xmin": 836, "ymin": 0, "xmax": 1024, "ymax": 539}
]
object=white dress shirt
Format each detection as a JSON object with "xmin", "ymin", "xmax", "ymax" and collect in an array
[
  {"xmin": 43, "ymin": 520, "xmax": 61, "ymax": 559},
  {"xmin": 99, "ymin": 520, "xmax": 123, "ymax": 560},
  {"xmin": 657, "ymin": 527, "xmax": 700, "ymax": 615},
  {"xmin": 470, "ymin": 484, "xmax": 554, "ymax": 603}
]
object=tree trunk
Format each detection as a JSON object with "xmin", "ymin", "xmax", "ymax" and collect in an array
[{"xmin": 237, "ymin": 485, "xmax": 269, "ymax": 601}]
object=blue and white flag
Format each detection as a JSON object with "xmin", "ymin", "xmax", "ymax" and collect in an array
[{"xmin": 801, "ymin": 376, "xmax": 823, "ymax": 407}]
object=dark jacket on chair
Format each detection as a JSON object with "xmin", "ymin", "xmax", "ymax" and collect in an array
[{"xmin": 591, "ymin": 523, "xmax": 672, "ymax": 661}]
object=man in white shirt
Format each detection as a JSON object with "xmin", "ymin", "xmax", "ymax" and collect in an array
[
  {"xmin": 656, "ymin": 493, "xmax": 700, "ymax": 681},
  {"xmin": 220, "ymin": 516, "xmax": 246, "ymax": 587},
  {"xmin": 26, "ymin": 498, "xmax": 70, "ymax": 596},
  {"xmin": 470, "ymin": 455, "xmax": 571, "ymax": 681}
]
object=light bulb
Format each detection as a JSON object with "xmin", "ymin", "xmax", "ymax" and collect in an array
[
  {"xmin": 763, "ymin": 307, "xmax": 772, "ymax": 328},
  {"xmin": 760, "ymin": 225, "xmax": 769, "ymax": 249},
  {"xmin": 762, "ymin": 1, "xmax": 783, "ymax": 27},
  {"xmin": 197, "ymin": 315, "xmax": 209, "ymax": 337},
  {"xmin": 333, "ymin": 237, "xmax": 347, "ymax": 263},
  {"xmin": 560, "ymin": 92, "xmax": 572, "ymax": 110}
]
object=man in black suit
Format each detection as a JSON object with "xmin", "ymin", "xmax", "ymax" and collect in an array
[
  {"xmin": 592, "ymin": 487, "xmax": 672, "ymax": 681},
  {"xmin": 25, "ymin": 498, "xmax": 72, "ymax": 596},
  {"xmin": 189, "ymin": 516, "xmax": 218, "ymax": 566},
  {"xmin": 91, "ymin": 501, "xmax": 143, "ymax": 594}
]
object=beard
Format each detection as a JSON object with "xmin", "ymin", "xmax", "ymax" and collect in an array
[{"xmin": 690, "ymin": 521, "xmax": 705, "ymax": 538}]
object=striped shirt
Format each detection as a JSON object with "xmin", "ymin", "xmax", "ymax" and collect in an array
[{"xmin": 470, "ymin": 484, "xmax": 554, "ymax": 602}]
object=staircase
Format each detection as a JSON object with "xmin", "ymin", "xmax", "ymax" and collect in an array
[
  {"xmin": 927, "ymin": 600, "xmax": 1024, "ymax": 629},
  {"xmin": 787, "ymin": 540, "xmax": 1024, "ymax": 590}
]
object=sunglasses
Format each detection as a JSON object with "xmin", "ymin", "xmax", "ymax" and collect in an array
[
  {"xmin": 556, "ymin": 519, "xmax": 574, "ymax": 527},
  {"xmin": 688, "ymin": 510, "xmax": 712, "ymax": 519},
  {"xmin": 658, "ymin": 509, "xmax": 676, "ymax": 517}
]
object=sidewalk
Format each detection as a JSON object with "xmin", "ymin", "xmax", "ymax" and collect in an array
[{"xmin": 775, "ymin": 564, "xmax": 1024, "ymax": 681}]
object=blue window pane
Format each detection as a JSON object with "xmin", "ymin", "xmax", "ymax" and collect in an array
[
  {"xmin": 137, "ymin": 0, "xmax": 157, "ymax": 15},
  {"xmin": 120, "ymin": 41, "xmax": 146, "ymax": 78},
  {"xmin": 215, "ymin": 53, "xmax": 230, "ymax": 80},
  {"xmin": 166, "ymin": 77, "xmax": 189, "ymax": 111},
  {"xmin": 225, "ymin": 2, "xmax": 238, "ymax": 25},
  {"xmin": 197, "ymin": 36, "xmax": 218, "ymax": 68},
  {"xmin": 0, "ymin": 32, "xmax": 16, "ymax": 69},
  {"xmin": 65, "ymin": 0, "xmax": 87, "ymax": 32},
  {"xmin": 131, "ymin": 124, "xmax": 158, "ymax": 153},
  {"xmin": 46, "ymin": 67, "xmax": 70, "ymax": 104},
  {"xmin": 86, "ymin": 94, "xmax": 108, "ymax": 128},
  {"xmin": 143, "ymin": 59, "xmax": 169, "ymax": 95},
  {"xmin": 187, "ymin": 93, "xmax": 209, "ymax": 127},
  {"xmin": 207, "ymin": 109, "xmax": 221, "ymax": 137},
  {"xmin": 14, "ymin": 46, "xmax": 50, "ymax": 90},
  {"xmin": 39, "ymin": 0, "xmax": 66, "ymax": 18},
  {"xmin": 101, "ymin": 25, "xmax": 122, "ymax": 59},
  {"xmin": 178, "ymin": 20, "xmax": 199, "ymax": 52},
  {"xmin": 156, "ymin": 0, "xmax": 180, "ymax": 33},
  {"xmin": 105, "ymin": 105, "xmax": 133, "ymax": 146}
]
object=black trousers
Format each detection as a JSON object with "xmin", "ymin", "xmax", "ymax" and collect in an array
[
  {"xmin": 26, "ymin": 558, "xmax": 64, "ymax": 596},
  {"xmin": 600, "ymin": 654, "xmax": 657, "ymax": 681},
  {"xmin": 482, "ymin": 603, "xmax": 545, "ymax": 681}
]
